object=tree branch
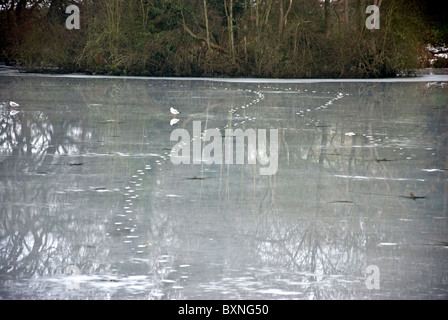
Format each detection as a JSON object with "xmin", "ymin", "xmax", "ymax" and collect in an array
[{"xmin": 181, "ymin": 11, "xmax": 228, "ymax": 53}]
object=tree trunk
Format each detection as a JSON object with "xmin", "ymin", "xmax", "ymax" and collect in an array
[
  {"xmin": 224, "ymin": 0, "xmax": 235, "ymax": 62},
  {"xmin": 279, "ymin": 0, "xmax": 292, "ymax": 37},
  {"xmin": 203, "ymin": 0, "xmax": 211, "ymax": 51},
  {"xmin": 345, "ymin": 0, "xmax": 349, "ymax": 28},
  {"xmin": 279, "ymin": 0, "xmax": 284, "ymax": 36},
  {"xmin": 324, "ymin": 0, "xmax": 330, "ymax": 32}
]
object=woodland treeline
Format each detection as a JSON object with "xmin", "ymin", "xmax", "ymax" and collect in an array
[{"xmin": 0, "ymin": 0, "xmax": 445, "ymax": 77}]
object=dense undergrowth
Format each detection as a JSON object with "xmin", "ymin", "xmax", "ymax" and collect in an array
[{"xmin": 0, "ymin": 0, "xmax": 446, "ymax": 78}]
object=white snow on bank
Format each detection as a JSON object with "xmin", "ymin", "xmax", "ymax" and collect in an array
[
  {"xmin": 1, "ymin": 67, "xmax": 448, "ymax": 83},
  {"xmin": 427, "ymin": 44, "xmax": 448, "ymax": 54},
  {"xmin": 435, "ymin": 53, "xmax": 448, "ymax": 59}
]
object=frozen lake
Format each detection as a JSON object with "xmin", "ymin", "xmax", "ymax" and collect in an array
[{"xmin": 1, "ymin": 69, "xmax": 447, "ymax": 299}]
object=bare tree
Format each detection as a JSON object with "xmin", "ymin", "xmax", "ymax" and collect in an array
[
  {"xmin": 278, "ymin": 0, "xmax": 292, "ymax": 37},
  {"xmin": 203, "ymin": 0, "xmax": 211, "ymax": 51},
  {"xmin": 224, "ymin": 0, "xmax": 235, "ymax": 61}
]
